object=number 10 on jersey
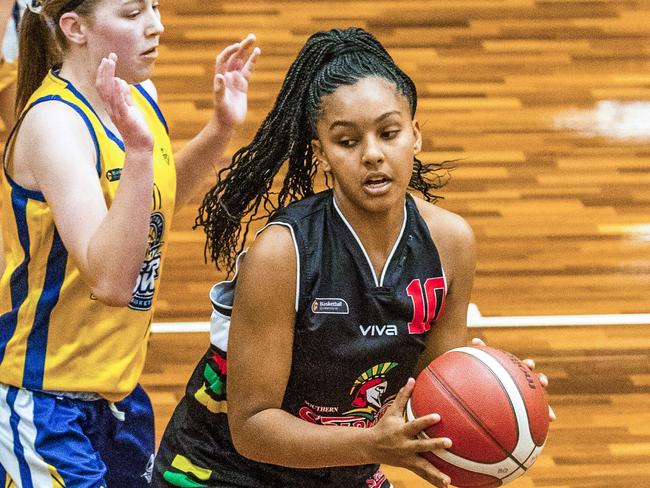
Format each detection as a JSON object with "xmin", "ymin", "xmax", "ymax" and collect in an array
[{"xmin": 406, "ymin": 277, "xmax": 446, "ymax": 334}]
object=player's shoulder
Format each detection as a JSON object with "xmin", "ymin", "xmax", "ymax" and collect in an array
[
  {"xmin": 19, "ymin": 98, "xmax": 93, "ymax": 138},
  {"xmin": 21, "ymin": 100, "xmax": 95, "ymax": 140},
  {"xmin": 235, "ymin": 223, "xmax": 298, "ymax": 301},
  {"xmin": 411, "ymin": 195, "xmax": 476, "ymax": 287},
  {"xmin": 245, "ymin": 223, "xmax": 296, "ymax": 269},
  {"xmin": 412, "ymin": 195, "xmax": 475, "ymax": 249},
  {"xmin": 15, "ymin": 101, "xmax": 98, "ymax": 167}
]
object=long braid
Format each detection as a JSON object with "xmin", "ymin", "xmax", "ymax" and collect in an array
[
  {"xmin": 196, "ymin": 41, "xmax": 332, "ymax": 272},
  {"xmin": 196, "ymin": 28, "xmax": 452, "ymax": 274}
]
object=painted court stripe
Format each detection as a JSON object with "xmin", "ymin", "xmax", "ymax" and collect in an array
[
  {"xmin": 465, "ymin": 304, "xmax": 650, "ymax": 327},
  {"xmin": 150, "ymin": 303, "xmax": 650, "ymax": 333}
]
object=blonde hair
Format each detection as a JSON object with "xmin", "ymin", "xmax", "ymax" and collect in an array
[{"xmin": 16, "ymin": 0, "xmax": 101, "ymax": 114}]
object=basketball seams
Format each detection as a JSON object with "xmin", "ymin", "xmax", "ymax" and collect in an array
[
  {"xmin": 480, "ymin": 349, "xmax": 545, "ymax": 448},
  {"xmin": 449, "ymin": 348, "xmax": 538, "ymax": 465},
  {"xmin": 406, "ymin": 397, "xmax": 528, "ymax": 484},
  {"xmin": 520, "ymin": 443, "xmax": 545, "ymax": 470},
  {"xmin": 424, "ymin": 361, "xmax": 528, "ymax": 477},
  {"xmin": 407, "ymin": 346, "xmax": 548, "ymax": 486},
  {"xmin": 463, "ymin": 348, "xmax": 545, "ymax": 447}
]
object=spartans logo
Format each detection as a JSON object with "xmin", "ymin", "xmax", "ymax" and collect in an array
[
  {"xmin": 346, "ymin": 362, "xmax": 398, "ymax": 419},
  {"xmin": 298, "ymin": 362, "xmax": 398, "ymax": 427},
  {"xmin": 129, "ymin": 212, "xmax": 165, "ymax": 311}
]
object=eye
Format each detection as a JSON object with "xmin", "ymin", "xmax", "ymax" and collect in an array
[
  {"xmin": 381, "ymin": 129, "xmax": 400, "ymax": 139},
  {"xmin": 126, "ymin": 9, "xmax": 141, "ymax": 18},
  {"xmin": 339, "ymin": 139, "xmax": 357, "ymax": 148}
]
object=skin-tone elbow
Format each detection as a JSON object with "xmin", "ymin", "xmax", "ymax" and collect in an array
[
  {"xmin": 231, "ymin": 435, "xmax": 256, "ymax": 461},
  {"xmin": 228, "ymin": 412, "xmax": 269, "ymax": 463},
  {"xmin": 89, "ymin": 277, "xmax": 136, "ymax": 307},
  {"xmin": 228, "ymin": 413, "xmax": 252, "ymax": 456}
]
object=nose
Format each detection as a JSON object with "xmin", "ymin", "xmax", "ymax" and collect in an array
[
  {"xmin": 145, "ymin": 9, "xmax": 165, "ymax": 37},
  {"xmin": 362, "ymin": 135, "xmax": 384, "ymax": 166}
]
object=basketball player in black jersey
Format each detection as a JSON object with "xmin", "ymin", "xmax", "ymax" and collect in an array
[{"xmin": 153, "ymin": 28, "xmax": 550, "ymax": 488}]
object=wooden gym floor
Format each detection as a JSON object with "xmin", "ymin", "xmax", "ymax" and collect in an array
[{"xmin": 2, "ymin": 1, "xmax": 650, "ymax": 487}]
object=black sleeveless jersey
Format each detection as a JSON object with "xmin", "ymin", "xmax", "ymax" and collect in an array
[
  {"xmin": 153, "ymin": 190, "xmax": 447, "ymax": 488},
  {"xmin": 274, "ymin": 190, "xmax": 447, "ymax": 427}
]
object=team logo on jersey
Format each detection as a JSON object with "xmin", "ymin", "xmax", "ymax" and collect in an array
[
  {"xmin": 160, "ymin": 146, "xmax": 171, "ymax": 165},
  {"xmin": 311, "ymin": 298, "xmax": 349, "ymax": 314},
  {"xmin": 298, "ymin": 362, "xmax": 398, "ymax": 427},
  {"xmin": 129, "ymin": 212, "xmax": 165, "ymax": 311},
  {"xmin": 366, "ymin": 469, "xmax": 389, "ymax": 488},
  {"xmin": 106, "ymin": 168, "xmax": 122, "ymax": 182}
]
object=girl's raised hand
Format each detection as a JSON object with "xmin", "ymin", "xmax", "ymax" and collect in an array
[
  {"xmin": 369, "ymin": 378, "xmax": 452, "ymax": 488},
  {"xmin": 212, "ymin": 34, "xmax": 261, "ymax": 129},
  {"xmin": 96, "ymin": 53, "xmax": 154, "ymax": 151}
]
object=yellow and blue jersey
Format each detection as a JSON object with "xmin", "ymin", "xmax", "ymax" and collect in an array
[{"xmin": 0, "ymin": 70, "xmax": 176, "ymax": 402}]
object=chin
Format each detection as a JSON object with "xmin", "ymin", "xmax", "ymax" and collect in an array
[
  {"xmin": 117, "ymin": 65, "xmax": 155, "ymax": 85},
  {"xmin": 133, "ymin": 68, "xmax": 155, "ymax": 84},
  {"xmin": 360, "ymin": 197, "xmax": 399, "ymax": 215}
]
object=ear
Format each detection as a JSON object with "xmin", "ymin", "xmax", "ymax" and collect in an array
[
  {"xmin": 412, "ymin": 119, "xmax": 422, "ymax": 155},
  {"xmin": 311, "ymin": 139, "xmax": 332, "ymax": 173},
  {"xmin": 58, "ymin": 12, "xmax": 88, "ymax": 47}
]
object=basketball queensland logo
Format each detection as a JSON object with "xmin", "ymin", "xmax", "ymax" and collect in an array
[
  {"xmin": 311, "ymin": 298, "xmax": 349, "ymax": 314},
  {"xmin": 129, "ymin": 212, "xmax": 165, "ymax": 311},
  {"xmin": 298, "ymin": 362, "xmax": 398, "ymax": 428}
]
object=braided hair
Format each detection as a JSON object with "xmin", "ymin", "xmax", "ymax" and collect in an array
[{"xmin": 197, "ymin": 27, "xmax": 452, "ymax": 274}]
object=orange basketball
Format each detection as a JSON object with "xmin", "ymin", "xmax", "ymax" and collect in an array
[{"xmin": 406, "ymin": 346, "xmax": 549, "ymax": 487}]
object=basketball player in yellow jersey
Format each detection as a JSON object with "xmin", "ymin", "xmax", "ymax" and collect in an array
[{"xmin": 0, "ymin": 1, "xmax": 260, "ymax": 486}]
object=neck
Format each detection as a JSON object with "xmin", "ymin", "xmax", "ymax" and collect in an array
[
  {"xmin": 333, "ymin": 194, "xmax": 407, "ymax": 276},
  {"xmin": 59, "ymin": 53, "xmax": 118, "ymax": 131}
]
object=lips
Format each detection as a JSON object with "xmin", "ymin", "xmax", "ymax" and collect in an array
[
  {"xmin": 141, "ymin": 46, "xmax": 159, "ymax": 58},
  {"xmin": 363, "ymin": 173, "xmax": 392, "ymax": 195},
  {"xmin": 364, "ymin": 172, "xmax": 391, "ymax": 185}
]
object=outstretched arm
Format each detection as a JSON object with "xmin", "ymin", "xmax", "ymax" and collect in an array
[
  {"xmin": 0, "ymin": 0, "xmax": 17, "ymax": 127},
  {"xmin": 173, "ymin": 34, "xmax": 260, "ymax": 209},
  {"xmin": 0, "ymin": 0, "xmax": 13, "ymax": 56}
]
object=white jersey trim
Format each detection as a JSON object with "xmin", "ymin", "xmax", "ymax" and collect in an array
[{"xmin": 332, "ymin": 197, "xmax": 407, "ymax": 288}]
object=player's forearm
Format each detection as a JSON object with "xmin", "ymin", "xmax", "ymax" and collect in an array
[
  {"xmin": 231, "ymin": 408, "xmax": 378, "ymax": 468},
  {"xmin": 0, "ymin": 0, "xmax": 14, "ymax": 49},
  {"xmin": 174, "ymin": 117, "xmax": 234, "ymax": 209},
  {"xmin": 86, "ymin": 148, "xmax": 154, "ymax": 305}
]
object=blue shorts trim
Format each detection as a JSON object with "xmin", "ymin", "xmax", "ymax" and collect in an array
[{"xmin": 0, "ymin": 384, "xmax": 154, "ymax": 487}]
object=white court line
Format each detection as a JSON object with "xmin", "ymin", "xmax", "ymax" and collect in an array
[
  {"xmin": 465, "ymin": 303, "xmax": 650, "ymax": 327},
  {"xmin": 150, "ymin": 303, "xmax": 650, "ymax": 333}
]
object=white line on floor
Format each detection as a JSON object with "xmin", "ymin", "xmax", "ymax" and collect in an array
[{"xmin": 150, "ymin": 303, "xmax": 649, "ymax": 333}]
